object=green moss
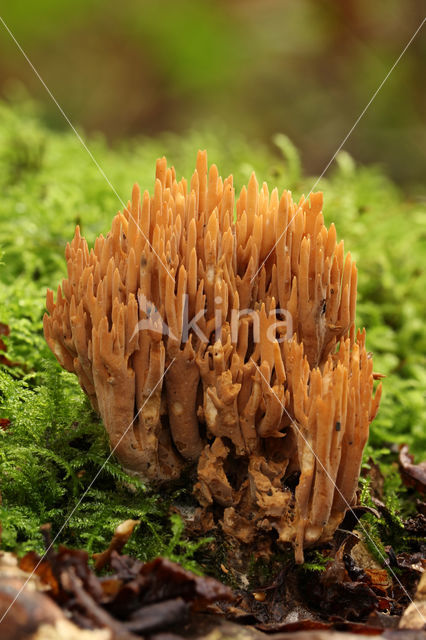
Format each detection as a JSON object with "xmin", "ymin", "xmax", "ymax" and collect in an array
[
  {"xmin": 0, "ymin": 361, "xmax": 208, "ymax": 569},
  {"xmin": 301, "ymin": 550, "xmax": 329, "ymax": 573}
]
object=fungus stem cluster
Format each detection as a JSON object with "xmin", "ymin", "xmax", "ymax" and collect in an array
[{"xmin": 44, "ymin": 152, "xmax": 381, "ymax": 561}]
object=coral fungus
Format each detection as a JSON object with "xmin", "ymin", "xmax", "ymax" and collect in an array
[{"xmin": 44, "ymin": 152, "xmax": 382, "ymax": 561}]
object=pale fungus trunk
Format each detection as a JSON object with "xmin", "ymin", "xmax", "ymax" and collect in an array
[{"xmin": 44, "ymin": 151, "xmax": 382, "ymax": 562}]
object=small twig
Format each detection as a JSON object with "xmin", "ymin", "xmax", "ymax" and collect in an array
[
  {"xmin": 61, "ymin": 568, "xmax": 138, "ymax": 640},
  {"xmin": 93, "ymin": 520, "xmax": 140, "ymax": 571}
]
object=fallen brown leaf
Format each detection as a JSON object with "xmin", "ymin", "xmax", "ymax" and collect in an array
[
  {"xmin": 0, "ymin": 323, "xmax": 21, "ymax": 368},
  {"xmin": 0, "ymin": 419, "xmax": 10, "ymax": 431},
  {"xmin": 399, "ymin": 571, "xmax": 426, "ymax": 630},
  {"xmin": 13, "ymin": 537, "xmax": 233, "ymax": 639},
  {"xmin": 399, "ymin": 445, "xmax": 426, "ymax": 493}
]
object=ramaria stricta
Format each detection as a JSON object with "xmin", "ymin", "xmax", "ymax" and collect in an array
[{"xmin": 44, "ymin": 152, "xmax": 382, "ymax": 562}]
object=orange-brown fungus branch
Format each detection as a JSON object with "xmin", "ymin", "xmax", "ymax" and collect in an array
[{"xmin": 44, "ymin": 152, "xmax": 382, "ymax": 562}]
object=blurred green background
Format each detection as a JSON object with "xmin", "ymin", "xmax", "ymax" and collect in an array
[{"xmin": 0, "ymin": 0, "xmax": 424, "ymax": 189}]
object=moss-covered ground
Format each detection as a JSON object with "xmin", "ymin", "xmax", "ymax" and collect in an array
[{"xmin": 0, "ymin": 99, "xmax": 425, "ymax": 574}]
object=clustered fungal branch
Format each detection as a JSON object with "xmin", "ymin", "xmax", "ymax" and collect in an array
[{"xmin": 44, "ymin": 152, "xmax": 382, "ymax": 562}]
